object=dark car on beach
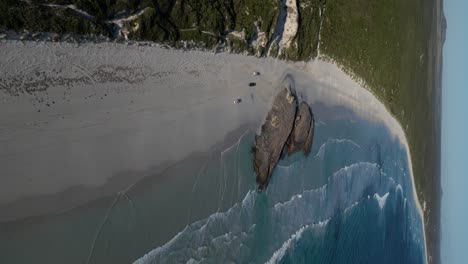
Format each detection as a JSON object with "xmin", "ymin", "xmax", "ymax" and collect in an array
[{"xmin": 249, "ymin": 82, "xmax": 256, "ymax": 87}]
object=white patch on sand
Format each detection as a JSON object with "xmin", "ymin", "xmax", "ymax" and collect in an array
[
  {"xmin": 250, "ymin": 22, "xmax": 268, "ymax": 54},
  {"xmin": 256, "ymin": 29, "xmax": 267, "ymax": 48},
  {"xmin": 42, "ymin": 3, "xmax": 147, "ymax": 40},
  {"xmin": 279, "ymin": 0, "xmax": 299, "ymax": 50},
  {"xmin": 106, "ymin": 9, "xmax": 148, "ymax": 40},
  {"xmin": 229, "ymin": 30, "xmax": 245, "ymax": 40},
  {"xmin": 317, "ymin": 7, "xmax": 325, "ymax": 57},
  {"xmin": 42, "ymin": 4, "xmax": 95, "ymax": 20}
]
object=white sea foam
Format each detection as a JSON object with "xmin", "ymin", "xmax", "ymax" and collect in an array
[
  {"xmin": 186, "ymin": 258, "xmax": 200, "ymax": 264},
  {"xmin": 267, "ymin": 194, "xmax": 372, "ymax": 264},
  {"xmin": 266, "ymin": 224, "xmax": 309, "ymax": 264},
  {"xmin": 344, "ymin": 201, "xmax": 360, "ymax": 214},
  {"xmin": 374, "ymin": 193, "xmax": 390, "ymax": 210},
  {"xmin": 396, "ymin": 184, "xmax": 403, "ymax": 194},
  {"xmin": 273, "ymin": 162, "xmax": 381, "ymax": 217},
  {"xmin": 134, "ymin": 159, "xmax": 402, "ymax": 263},
  {"xmin": 315, "ymin": 138, "xmax": 361, "ymax": 158},
  {"xmin": 266, "ymin": 219, "xmax": 330, "ymax": 264}
]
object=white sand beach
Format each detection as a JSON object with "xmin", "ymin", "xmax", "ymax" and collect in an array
[{"xmin": 0, "ymin": 40, "xmax": 426, "ymax": 261}]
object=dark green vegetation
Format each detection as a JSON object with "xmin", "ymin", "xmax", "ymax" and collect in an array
[
  {"xmin": 0, "ymin": 0, "xmax": 111, "ymax": 35},
  {"xmin": 1, "ymin": 0, "xmax": 440, "ymax": 262},
  {"xmin": 1, "ymin": 0, "xmax": 283, "ymax": 53}
]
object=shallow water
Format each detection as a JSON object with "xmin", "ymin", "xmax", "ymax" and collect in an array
[
  {"xmin": 133, "ymin": 111, "xmax": 426, "ymax": 264},
  {"xmin": 0, "ymin": 107, "xmax": 425, "ymax": 264}
]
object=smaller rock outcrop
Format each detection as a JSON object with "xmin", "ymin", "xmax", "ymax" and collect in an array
[{"xmin": 287, "ymin": 101, "xmax": 314, "ymax": 155}]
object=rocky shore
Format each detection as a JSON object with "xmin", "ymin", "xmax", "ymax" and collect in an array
[{"xmin": 252, "ymin": 88, "xmax": 315, "ymax": 190}]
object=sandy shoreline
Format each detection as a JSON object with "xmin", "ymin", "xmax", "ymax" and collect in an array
[{"xmin": 0, "ymin": 40, "xmax": 427, "ymax": 259}]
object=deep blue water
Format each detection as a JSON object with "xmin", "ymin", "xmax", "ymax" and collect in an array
[{"xmin": 135, "ymin": 112, "xmax": 426, "ymax": 264}]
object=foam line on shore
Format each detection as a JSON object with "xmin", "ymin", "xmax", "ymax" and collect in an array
[{"xmin": 304, "ymin": 58, "xmax": 428, "ymax": 263}]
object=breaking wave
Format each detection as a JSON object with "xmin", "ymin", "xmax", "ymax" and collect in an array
[
  {"xmin": 135, "ymin": 159, "xmax": 422, "ymax": 263},
  {"xmin": 134, "ymin": 118, "xmax": 426, "ymax": 264}
]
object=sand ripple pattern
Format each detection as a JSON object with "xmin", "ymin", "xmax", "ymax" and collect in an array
[
  {"xmin": 0, "ymin": 63, "xmax": 175, "ymax": 96},
  {"xmin": 172, "ymin": 59, "xmax": 208, "ymax": 90},
  {"xmin": 0, "ymin": 62, "xmax": 94, "ymax": 96}
]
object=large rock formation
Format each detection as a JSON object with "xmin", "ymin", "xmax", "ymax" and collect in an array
[
  {"xmin": 253, "ymin": 88, "xmax": 297, "ymax": 190},
  {"xmin": 253, "ymin": 88, "xmax": 315, "ymax": 190}
]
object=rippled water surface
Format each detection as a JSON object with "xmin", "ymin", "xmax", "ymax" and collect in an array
[
  {"xmin": 0, "ymin": 107, "xmax": 426, "ymax": 264},
  {"xmin": 133, "ymin": 110, "xmax": 426, "ymax": 264}
]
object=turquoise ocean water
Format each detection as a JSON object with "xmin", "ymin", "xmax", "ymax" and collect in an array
[
  {"xmin": 134, "ymin": 106, "xmax": 426, "ymax": 263},
  {"xmin": 0, "ymin": 105, "xmax": 426, "ymax": 264}
]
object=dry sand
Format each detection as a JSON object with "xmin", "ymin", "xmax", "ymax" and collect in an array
[{"xmin": 0, "ymin": 40, "xmax": 426, "ymax": 259}]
